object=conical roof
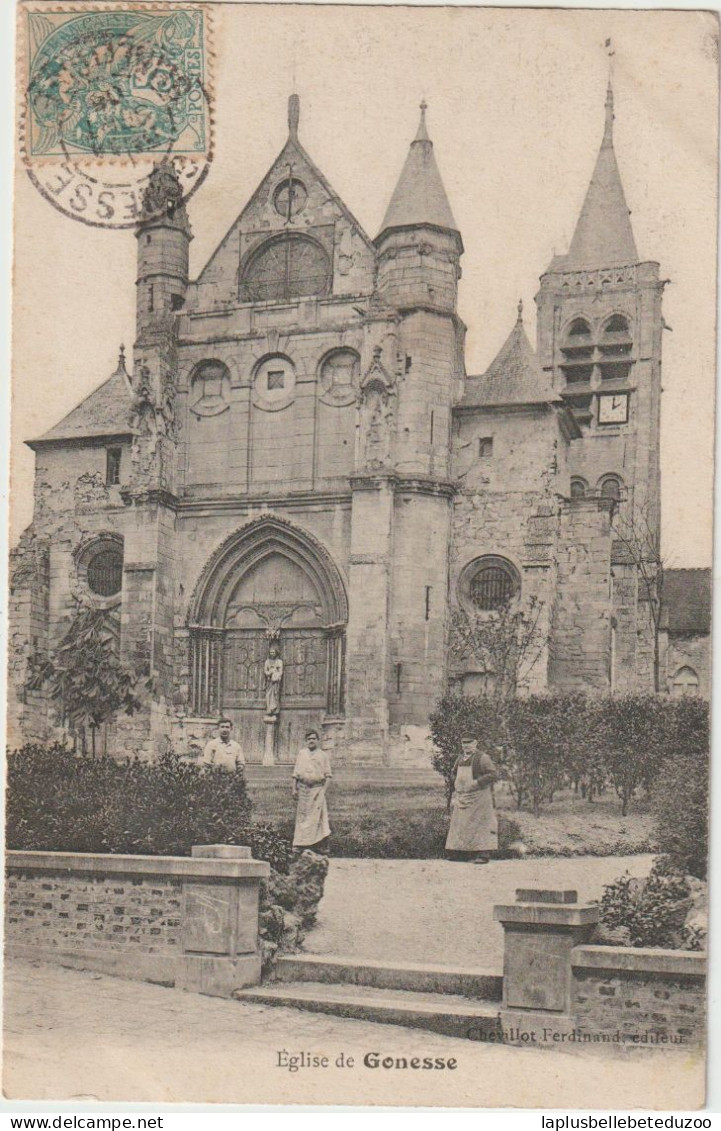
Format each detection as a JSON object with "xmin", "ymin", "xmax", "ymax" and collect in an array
[
  {"xmin": 459, "ymin": 303, "xmax": 561, "ymax": 408},
  {"xmin": 378, "ymin": 102, "xmax": 458, "ymax": 237},
  {"xmin": 565, "ymin": 83, "xmax": 638, "ymax": 270},
  {"xmin": 29, "ymin": 347, "xmax": 133, "ymax": 447}
]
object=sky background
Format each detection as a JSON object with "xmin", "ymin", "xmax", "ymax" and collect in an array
[{"xmin": 11, "ymin": 4, "xmax": 718, "ymax": 566}]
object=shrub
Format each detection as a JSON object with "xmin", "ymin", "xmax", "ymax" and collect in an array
[
  {"xmin": 6, "ymin": 743, "xmax": 291, "ymax": 871},
  {"xmin": 650, "ymin": 699, "xmax": 709, "ymax": 879},
  {"xmin": 429, "ymin": 695, "xmax": 506, "ymax": 806},
  {"xmin": 598, "ymin": 857, "xmax": 696, "ymax": 949}
]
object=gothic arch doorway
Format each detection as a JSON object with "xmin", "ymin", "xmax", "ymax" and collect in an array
[{"xmin": 189, "ymin": 518, "xmax": 347, "ymax": 762}]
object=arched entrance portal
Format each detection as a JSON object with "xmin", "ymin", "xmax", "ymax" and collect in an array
[{"xmin": 189, "ymin": 518, "xmax": 347, "ymax": 761}]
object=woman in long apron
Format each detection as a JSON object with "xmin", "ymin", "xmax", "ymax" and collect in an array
[
  {"xmin": 292, "ymin": 729, "xmax": 332, "ymax": 853},
  {"xmin": 445, "ymin": 736, "xmax": 499, "ymax": 863}
]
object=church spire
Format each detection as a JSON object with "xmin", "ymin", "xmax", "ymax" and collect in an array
[
  {"xmin": 565, "ymin": 81, "xmax": 638, "ymax": 270},
  {"xmin": 288, "ymin": 93, "xmax": 300, "ymax": 139},
  {"xmin": 377, "ymin": 101, "xmax": 458, "ymax": 237}
]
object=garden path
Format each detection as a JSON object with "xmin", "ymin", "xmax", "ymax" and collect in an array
[{"xmin": 303, "ymin": 855, "xmax": 655, "ymax": 968}]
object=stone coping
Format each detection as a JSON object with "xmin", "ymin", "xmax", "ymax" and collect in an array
[
  {"xmin": 493, "ymin": 902, "xmax": 600, "ymax": 927},
  {"xmin": 572, "ymin": 945, "xmax": 707, "ymax": 978},
  {"xmin": 6, "ymin": 849, "xmax": 269, "ymax": 881}
]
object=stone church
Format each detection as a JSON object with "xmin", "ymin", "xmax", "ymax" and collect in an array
[{"xmin": 9, "ymin": 86, "xmax": 709, "ymax": 764}]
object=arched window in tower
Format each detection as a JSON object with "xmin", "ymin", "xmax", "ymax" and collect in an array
[
  {"xmin": 570, "ymin": 477, "xmax": 587, "ymax": 498},
  {"xmin": 240, "ymin": 233, "xmax": 332, "ymax": 303},
  {"xmin": 599, "ymin": 314, "xmax": 633, "ymax": 381},
  {"xmin": 671, "ymin": 666, "xmax": 700, "ymax": 698},
  {"xmin": 462, "ymin": 556, "xmax": 520, "ymax": 613},
  {"xmin": 560, "ymin": 318, "xmax": 594, "ymax": 384},
  {"xmin": 599, "ymin": 474, "xmax": 624, "ymax": 507}
]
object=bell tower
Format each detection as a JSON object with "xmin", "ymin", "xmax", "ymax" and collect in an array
[{"xmin": 536, "ymin": 82, "xmax": 665, "ymax": 540}]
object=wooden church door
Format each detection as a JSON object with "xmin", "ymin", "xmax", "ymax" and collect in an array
[{"xmin": 221, "ymin": 552, "xmax": 331, "ymax": 762}]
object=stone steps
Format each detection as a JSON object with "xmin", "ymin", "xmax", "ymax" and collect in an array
[
  {"xmin": 234, "ymin": 954, "xmax": 503, "ymax": 1039},
  {"xmin": 274, "ymin": 953, "xmax": 503, "ymax": 999},
  {"xmin": 234, "ymin": 981, "xmax": 502, "ymax": 1040}
]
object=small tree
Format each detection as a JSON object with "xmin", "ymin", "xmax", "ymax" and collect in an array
[{"xmin": 26, "ymin": 603, "xmax": 143, "ymax": 755}]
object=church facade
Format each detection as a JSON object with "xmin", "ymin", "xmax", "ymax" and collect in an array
[{"xmin": 11, "ymin": 86, "xmax": 694, "ymax": 764}]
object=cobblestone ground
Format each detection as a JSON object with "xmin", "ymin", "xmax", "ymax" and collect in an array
[
  {"xmin": 3, "ymin": 960, "xmax": 704, "ymax": 1108},
  {"xmin": 303, "ymin": 855, "xmax": 656, "ymax": 966}
]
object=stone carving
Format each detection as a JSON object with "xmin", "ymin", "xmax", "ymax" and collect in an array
[
  {"xmin": 264, "ymin": 644, "xmax": 284, "ymax": 717},
  {"xmin": 130, "ymin": 368, "xmax": 178, "ymax": 453},
  {"xmin": 141, "ymin": 160, "xmax": 184, "ymax": 221},
  {"xmin": 358, "ymin": 346, "xmax": 396, "ymax": 469},
  {"xmin": 130, "ymin": 372, "xmax": 158, "ymax": 451}
]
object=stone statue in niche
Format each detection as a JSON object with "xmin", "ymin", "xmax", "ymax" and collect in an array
[
  {"xmin": 264, "ymin": 644, "xmax": 284, "ymax": 717},
  {"xmin": 358, "ymin": 345, "xmax": 395, "ymax": 469},
  {"xmin": 360, "ymin": 384, "xmax": 393, "ymax": 468}
]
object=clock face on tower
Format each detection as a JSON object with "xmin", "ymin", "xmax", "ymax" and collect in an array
[{"xmin": 598, "ymin": 393, "xmax": 629, "ymax": 425}]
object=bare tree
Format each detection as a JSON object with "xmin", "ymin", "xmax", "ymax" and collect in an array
[
  {"xmin": 611, "ymin": 500, "xmax": 665, "ymax": 693},
  {"xmin": 449, "ymin": 595, "xmax": 546, "ymax": 699}
]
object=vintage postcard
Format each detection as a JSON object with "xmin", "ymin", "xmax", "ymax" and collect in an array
[{"xmin": 4, "ymin": 1, "xmax": 716, "ymax": 1110}]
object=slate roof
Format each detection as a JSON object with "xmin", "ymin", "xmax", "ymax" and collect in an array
[
  {"xmin": 562, "ymin": 84, "xmax": 638, "ymax": 271},
  {"xmin": 378, "ymin": 103, "xmax": 458, "ymax": 236},
  {"xmin": 458, "ymin": 307, "xmax": 561, "ymax": 409},
  {"xmin": 662, "ymin": 568, "xmax": 711, "ymax": 636},
  {"xmin": 30, "ymin": 350, "xmax": 133, "ymax": 446}
]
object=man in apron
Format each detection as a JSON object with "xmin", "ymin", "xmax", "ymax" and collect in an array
[
  {"xmin": 292, "ymin": 730, "xmax": 332, "ymax": 853},
  {"xmin": 445, "ymin": 735, "xmax": 499, "ymax": 863}
]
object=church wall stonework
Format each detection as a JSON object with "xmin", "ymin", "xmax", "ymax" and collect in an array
[
  {"xmin": 549, "ymin": 498, "xmax": 614, "ymax": 692},
  {"xmin": 12, "ymin": 95, "xmax": 707, "ymax": 765}
]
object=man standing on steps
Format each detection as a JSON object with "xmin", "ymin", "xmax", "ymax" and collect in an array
[{"xmin": 203, "ymin": 717, "xmax": 245, "ymax": 773}]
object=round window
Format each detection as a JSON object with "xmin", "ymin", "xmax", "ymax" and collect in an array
[
  {"xmin": 87, "ymin": 549, "xmax": 123, "ymax": 597},
  {"xmin": 459, "ymin": 555, "xmax": 520, "ymax": 614}
]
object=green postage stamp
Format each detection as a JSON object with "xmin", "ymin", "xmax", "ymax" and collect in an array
[{"xmin": 24, "ymin": 6, "xmax": 209, "ymax": 158}]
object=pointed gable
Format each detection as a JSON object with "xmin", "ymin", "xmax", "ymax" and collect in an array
[
  {"xmin": 29, "ymin": 349, "xmax": 133, "ymax": 447},
  {"xmin": 378, "ymin": 102, "xmax": 458, "ymax": 238},
  {"xmin": 459, "ymin": 305, "xmax": 561, "ymax": 409},
  {"xmin": 194, "ymin": 96, "xmax": 375, "ymax": 300},
  {"xmin": 564, "ymin": 84, "xmax": 638, "ymax": 270}
]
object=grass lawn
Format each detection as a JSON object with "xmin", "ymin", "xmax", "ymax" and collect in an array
[{"xmin": 247, "ymin": 775, "xmax": 655, "ymax": 859}]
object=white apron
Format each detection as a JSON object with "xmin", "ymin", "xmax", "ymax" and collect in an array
[
  {"xmin": 292, "ymin": 748, "xmax": 331, "ymax": 847},
  {"xmin": 445, "ymin": 762, "xmax": 498, "ymax": 852}
]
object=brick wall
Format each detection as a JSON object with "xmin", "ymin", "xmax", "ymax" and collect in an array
[
  {"xmin": 7, "ymin": 869, "xmax": 182, "ymax": 967},
  {"xmin": 6, "ymin": 849, "xmax": 269, "ymax": 997},
  {"xmin": 572, "ymin": 947, "xmax": 705, "ymax": 1048}
]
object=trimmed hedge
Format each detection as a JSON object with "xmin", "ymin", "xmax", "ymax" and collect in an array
[
  {"xmin": 6, "ymin": 744, "xmax": 292, "ymax": 874},
  {"xmin": 429, "ymin": 694, "xmax": 709, "ymax": 818}
]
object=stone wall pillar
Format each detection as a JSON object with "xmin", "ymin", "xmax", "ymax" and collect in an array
[
  {"xmin": 344, "ymin": 474, "xmax": 394, "ymax": 760},
  {"xmin": 178, "ymin": 845, "xmax": 268, "ymax": 997},
  {"xmin": 493, "ymin": 889, "xmax": 599, "ymax": 1042}
]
